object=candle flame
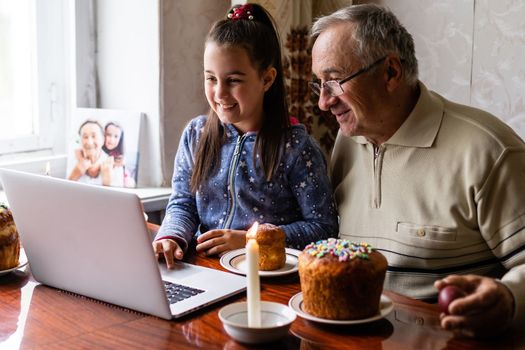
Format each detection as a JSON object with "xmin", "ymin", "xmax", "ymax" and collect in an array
[
  {"xmin": 246, "ymin": 221, "xmax": 259, "ymax": 240},
  {"xmin": 45, "ymin": 161, "xmax": 51, "ymax": 176}
]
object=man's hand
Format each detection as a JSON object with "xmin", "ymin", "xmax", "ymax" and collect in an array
[
  {"xmin": 434, "ymin": 274, "xmax": 515, "ymax": 338},
  {"xmin": 195, "ymin": 229, "xmax": 246, "ymax": 256},
  {"xmin": 152, "ymin": 238, "xmax": 184, "ymax": 269}
]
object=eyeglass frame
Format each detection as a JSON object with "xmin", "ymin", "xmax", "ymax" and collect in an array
[{"xmin": 309, "ymin": 56, "xmax": 388, "ymax": 97}]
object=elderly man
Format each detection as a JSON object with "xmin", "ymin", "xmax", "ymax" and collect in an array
[{"xmin": 310, "ymin": 4, "xmax": 525, "ymax": 337}]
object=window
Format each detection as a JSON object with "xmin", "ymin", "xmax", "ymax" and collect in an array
[
  {"xmin": 0, "ymin": 1, "xmax": 36, "ymax": 142},
  {"xmin": 0, "ymin": 0, "xmax": 69, "ymax": 159}
]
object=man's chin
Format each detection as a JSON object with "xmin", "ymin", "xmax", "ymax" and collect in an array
[{"xmin": 338, "ymin": 123, "xmax": 357, "ymax": 137}]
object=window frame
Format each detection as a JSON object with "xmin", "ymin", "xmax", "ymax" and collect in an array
[{"xmin": 0, "ymin": 0, "xmax": 71, "ymax": 163}]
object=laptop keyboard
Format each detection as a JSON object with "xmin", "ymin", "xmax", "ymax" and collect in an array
[{"xmin": 163, "ymin": 281, "xmax": 205, "ymax": 304}]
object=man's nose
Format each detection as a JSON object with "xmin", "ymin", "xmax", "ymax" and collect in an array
[{"xmin": 317, "ymin": 88, "xmax": 337, "ymax": 111}]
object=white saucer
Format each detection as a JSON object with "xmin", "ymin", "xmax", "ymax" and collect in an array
[
  {"xmin": 288, "ymin": 292, "xmax": 394, "ymax": 325},
  {"xmin": 220, "ymin": 248, "xmax": 300, "ymax": 277},
  {"xmin": 0, "ymin": 248, "xmax": 28, "ymax": 276}
]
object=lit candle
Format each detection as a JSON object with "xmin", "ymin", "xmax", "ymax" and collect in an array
[
  {"xmin": 246, "ymin": 222, "xmax": 261, "ymax": 327},
  {"xmin": 44, "ymin": 162, "xmax": 51, "ymax": 176}
]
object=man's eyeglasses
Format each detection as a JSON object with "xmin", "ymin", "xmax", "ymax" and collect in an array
[{"xmin": 309, "ymin": 56, "xmax": 387, "ymax": 97}]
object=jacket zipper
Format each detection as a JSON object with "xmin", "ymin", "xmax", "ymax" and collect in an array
[{"xmin": 223, "ymin": 134, "xmax": 248, "ymax": 229}]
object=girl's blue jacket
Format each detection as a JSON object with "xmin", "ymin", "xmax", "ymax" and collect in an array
[{"xmin": 155, "ymin": 115, "xmax": 338, "ymax": 250}]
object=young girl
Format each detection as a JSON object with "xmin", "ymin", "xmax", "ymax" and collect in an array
[
  {"xmin": 102, "ymin": 122, "xmax": 135, "ymax": 188},
  {"xmin": 153, "ymin": 3, "xmax": 338, "ymax": 268},
  {"xmin": 103, "ymin": 122, "xmax": 125, "ymax": 160}
]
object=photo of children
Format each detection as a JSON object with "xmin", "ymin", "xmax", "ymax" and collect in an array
[{"xmin": 67, "ymin": 108, "xmax": 142, "ymax": 188}]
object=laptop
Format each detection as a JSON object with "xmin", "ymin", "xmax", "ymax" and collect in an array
[{"xmin": 0, "ymin": 169, "xmax": 246, "ymax": 320}]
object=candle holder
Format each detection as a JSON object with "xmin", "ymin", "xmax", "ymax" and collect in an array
[{"xmin": 218, "ymin": 301, "xmax": 296, "ymax": 344}]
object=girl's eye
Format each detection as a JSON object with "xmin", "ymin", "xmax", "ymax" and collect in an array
[
  {"xmin": 228, "ymin": 78, "xmax": 242, "ymax": 84},
  {"xmin": 205, "ymin": 76, "xmax": 216, "ymax": 82}
]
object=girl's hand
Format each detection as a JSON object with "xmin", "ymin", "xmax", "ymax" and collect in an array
[
  {"xmin": 101, "ymin": 156, "xmax": 114, "ymax": 173},
  {"xmin": 100, "ymin": 156, "xmax": 114, "ymax": 186},
  {"xmin": 152, "ymin": 238, "xmax": 184, "ymax": 269},
  {"xmin": 195, "ymin": 229, "xmax": 247, "ymax": 256}
]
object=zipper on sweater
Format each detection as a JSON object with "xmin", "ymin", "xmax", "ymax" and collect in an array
[
  {"xmin": 373, "ymin": 144, "xmax": 383, "ymax": 208},
  {"xmin": 223, "ymin": 134, "xmax": 248, "ymax": 229}
]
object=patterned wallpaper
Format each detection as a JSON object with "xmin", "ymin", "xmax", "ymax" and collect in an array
[
  {"xmin": 471, "ymin": 0, "xmax": 525, "ymax": 137},
  {"xmin": 379, "ymin": 0, "xmax": 525, "ymax": 139}
]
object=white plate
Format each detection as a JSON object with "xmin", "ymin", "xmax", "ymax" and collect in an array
[
  {"xmin": 220, "ymin": 248, "xmax": 301, "ymax": 277},
  {"xmin": 288, "ymin": 292, "xmax": 394, "ymax": 325},
  {"xmin": 0, "ymin": 248, "xmax": 28, "ymax": 276}
]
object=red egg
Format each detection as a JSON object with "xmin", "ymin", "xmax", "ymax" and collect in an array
[{"xmin": 438, "ymin": 285, "xmax": 466, "ymax": 314}]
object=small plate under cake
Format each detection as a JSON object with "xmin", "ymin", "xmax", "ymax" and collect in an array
[
  {"xmin": 0, "ymin": 248, "xmax": 28, "ymax": 276},
  {"xmin": 220, "ymin": 248, "xmax": 301, "ymax": 277},
  {"xmin": 288, "ymin": 292, "xmax": 394, "ymax": 325}
]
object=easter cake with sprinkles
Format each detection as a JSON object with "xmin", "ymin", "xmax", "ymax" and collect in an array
[{"xmin": 298, "ymin": 238, "xmax": 387, "ymax": 320}]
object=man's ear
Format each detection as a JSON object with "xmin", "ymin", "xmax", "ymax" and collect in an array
[
  {"xmin": 262, "ymin": 67, "xmax": 277, "ymax": 92},
  {"xmin": 384, "ymin": 56, "xmax": 403, "ymax": 91},
  {"xmin": 387, "ymin": 66, "xmax": 396, "ymax": 78}
]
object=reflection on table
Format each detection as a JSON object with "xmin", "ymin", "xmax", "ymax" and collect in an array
[{"xmin": 0, "ymin": 249, "xmax": 524, "ymax": 349}]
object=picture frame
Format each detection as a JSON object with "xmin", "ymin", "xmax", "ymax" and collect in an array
[{"xmin": 66, "ymin": 108, "xmax": 143, "ymax": 188}]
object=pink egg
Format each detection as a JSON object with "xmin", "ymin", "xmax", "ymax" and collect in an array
[{"xmin": 438, "ymin": 285, "xmax": 466, "ymax": 314}]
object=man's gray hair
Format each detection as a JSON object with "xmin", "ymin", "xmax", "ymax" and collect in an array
[{"xmin": 311, "ymin": 4, "xmax": 418, "ymax": 85}]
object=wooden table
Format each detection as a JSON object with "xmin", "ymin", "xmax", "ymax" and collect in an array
[{"xmin": 1, "ymin": 250, "xmax": 524, "ymax": 349}]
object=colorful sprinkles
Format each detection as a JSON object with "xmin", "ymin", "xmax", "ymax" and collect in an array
[{"xmin": 304, "ymin": 238, "xmax": 375, "ymax": 262}]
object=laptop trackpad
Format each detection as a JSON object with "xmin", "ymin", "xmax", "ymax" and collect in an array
[{"xmin": 160, "ymin": 262, "xmax": 207, "ymax": 281}]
